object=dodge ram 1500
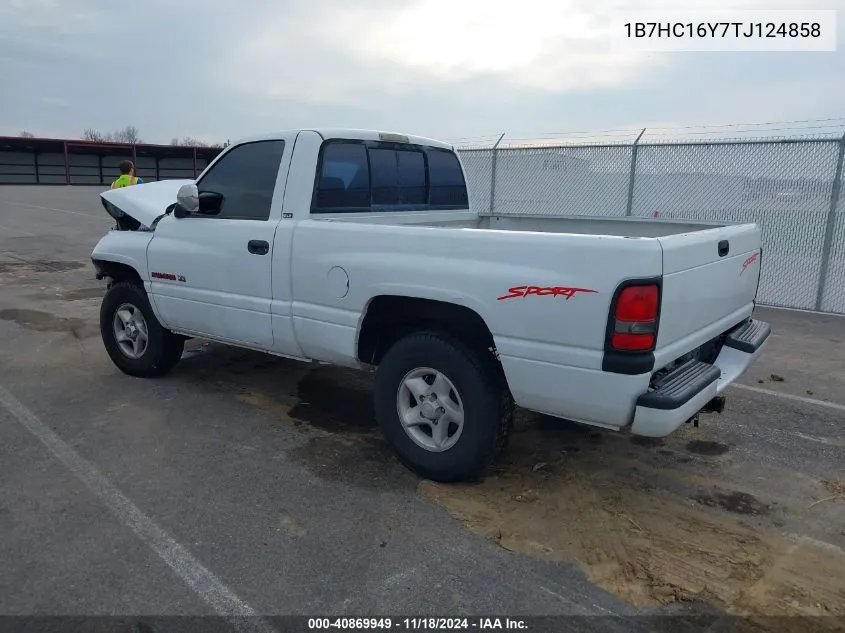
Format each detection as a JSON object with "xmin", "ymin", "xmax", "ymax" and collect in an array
[{"xmin": 92, "ymin": 128, "xmax": 771, "ymax": 482}]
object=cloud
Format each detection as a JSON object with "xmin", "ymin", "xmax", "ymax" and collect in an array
[
  {"xmin": 0, "ymin": 0, "xmax": 844, "ymax": 143},
  {"xmin": 221, "ymin": 0, "xmax": 670, "ymax": 105}
]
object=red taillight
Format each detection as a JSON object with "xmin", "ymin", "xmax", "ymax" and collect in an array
[
  {"xmin": 611, "ymin": 332, "xmax": 655, "ymax": 351},
  {"xmin": 610, "ymin": 284, "xmax": 659, "ymax": 351},
  {"xmin": 615, "ymin": 285, "xmax": 659, "ymax": 321}
]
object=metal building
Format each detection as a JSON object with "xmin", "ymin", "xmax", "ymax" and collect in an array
[{"xmin": 0, "ymin": 136, "xmax": 224, "ymax": 186}]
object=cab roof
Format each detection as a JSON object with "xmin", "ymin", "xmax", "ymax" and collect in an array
[{"xmin": 233, "ymin": 128, "xmax": 454, "ymax": 151}]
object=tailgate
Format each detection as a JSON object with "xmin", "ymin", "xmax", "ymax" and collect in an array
[{"xmin": 656, "ymin": 223, "xmax": 762, "ymax": 353}]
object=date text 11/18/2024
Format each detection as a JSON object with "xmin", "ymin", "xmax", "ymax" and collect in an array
[{"xmin": 307, "ymin": 618, "xmax": 528, "ymax": 630}]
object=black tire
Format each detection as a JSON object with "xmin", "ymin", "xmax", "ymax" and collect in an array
[
  {"xmin": 100, "ymin": 281, "xmax": 184, "ymax": 378},
  {"xmin": 374, "ymin": 331, "xmax": 513, "ymax": 482}
]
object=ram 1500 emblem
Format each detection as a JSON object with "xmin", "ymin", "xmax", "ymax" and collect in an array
[{"xmin": 151, "ymin": 272, "xmax": 187, "ymax": 283}]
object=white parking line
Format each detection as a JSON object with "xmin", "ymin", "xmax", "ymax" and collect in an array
[
  {"xmin": 733, "ymin": 383, "xmax": 845, "ymax": 413},
  {"xmin": 0, "ymin": 384, "xmax": 276, "ymax": 633}
]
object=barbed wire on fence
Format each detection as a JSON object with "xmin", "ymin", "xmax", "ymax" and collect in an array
[{"xmin": 449, "ymin": 118, "xmax": 845, "ymax": 150}]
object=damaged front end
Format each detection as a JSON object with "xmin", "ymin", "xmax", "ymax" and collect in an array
[
  {"xmin": 99, "ymin": 178, "xmax": 195, "ymax": 232},
  {"xmin": 101, "ymin": 198, "xmax": 152, "ymax": 232}
]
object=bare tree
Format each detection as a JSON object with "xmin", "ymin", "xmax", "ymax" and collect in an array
[
  {"xmin": 83, "ymin": 128, "xmax": 108, "ymax": 142},
  {"xmin": 180, "ymin": 136, "xmax": 209, "ymax": 147},
  {"xmin": 19, "ymin": 131, "xmax": 35, "ymax": 138},
  {"xmin": 82, "ymin": 125, "xmax": 141, "ymax": 144},
  {"xmin": 113, "ymin": 125, "xmax": 141, "ymax": 144}
]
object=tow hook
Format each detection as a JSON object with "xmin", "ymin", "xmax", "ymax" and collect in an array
[
  {"xmin": 686, "ymin": 414, "xmax": 700, "ymax": 428},
  {"xmin": 703, "ymin": 396, "xmax": 726, "ymax": 414}
]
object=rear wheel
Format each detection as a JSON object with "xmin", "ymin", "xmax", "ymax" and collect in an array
[
  {"xmin": 100, "ymin": 281, "xmax": 183, "ymax": 377},
  {"xmin": 374, "ymin": 331, "xmax": 513, "ymax": 482}
]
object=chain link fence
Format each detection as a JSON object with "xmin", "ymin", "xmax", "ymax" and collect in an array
[{"xmin": 458, "ymin": 133, "xmax": 845, "ymax": 314}]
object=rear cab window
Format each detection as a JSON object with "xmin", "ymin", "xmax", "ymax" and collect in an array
[{"xmin": 311, "ymin": 139, "xmax": 468, "ymax": 213}]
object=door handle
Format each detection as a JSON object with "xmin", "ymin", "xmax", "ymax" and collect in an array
[
  {"xmin": 248, "ymin": 240, "xmax": 270, "ymax": 255},
  {"xmin": 718, "ymin": 240, "xmax": 730, "ymax": 257}
]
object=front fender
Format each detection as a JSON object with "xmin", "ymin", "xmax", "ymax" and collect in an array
[
  {"xmin": 91, "ymin": 230, "xmax": 153, "ymax": 280},
  {"xmin": 91, "ymin": 231, "xmax": 169, "ymax": 327}
]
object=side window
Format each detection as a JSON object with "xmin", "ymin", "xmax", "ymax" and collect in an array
[
  {"xmin": 313, "ymin": 142, "xmax": 370, "ymax": 211},
  {"xmin": 370, "ymin": 148, "xmax": 426, "ymax": 206},
  {"xmin": 195, "ymin": 140, "xmax": 285, "ymax": 220},
  {"xmin": 428, "ymin": 149, "xmax": 468, "ymax": 208}
]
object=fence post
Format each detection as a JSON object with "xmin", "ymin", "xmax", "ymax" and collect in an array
[
  {"xmin": 63, "ymin": 141, "xmax": 70, "ymax": 185},
  {"xmin": 192, "ymin": 147, "xmax": 198, "ymax": 178},
  {"xmin": 814, "ymin": 132, "xmax": 845, "ymax": 311},
  {"xmin": 625, "ymin": 128, "xmax": 646, "ymax": 216},
  {"xmin": 489, "ymin": 133, "xmax": 506, "ymax": 215}
]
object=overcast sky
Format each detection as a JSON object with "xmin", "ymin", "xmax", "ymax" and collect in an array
[{"xmin": 1, "ymin": 0, "xmax": 844, "ymax": 146}]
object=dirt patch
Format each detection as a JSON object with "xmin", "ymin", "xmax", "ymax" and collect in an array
[
  {"xmin": 28, "ymin": 286, "xmax": 104, "ymax": 302},
  {"xmin": 277, "ymin": 515, "xmax": 308, "ymax": 538},
  {"xmin": 0, "ymin": 260, "xmax": 86, "ymax": 274},
  {"xmin": 60, "ymin": 287, "xmax": 104, "ymax": 301},
  {"xmin": 693, "ymin": 491, "xmax": 771, "ymax": 516},
  {"xmin": 822, "ymin": 479, "xmax": 845, "ymax": 495},
  {"xmin": 686, "ymin": 440, "xmax": 730, "ymax": 456},
  {"xmin": 418, "ymin": 422, "xmax": 845, "ymax": 617},
  {"xmin": 0, "ymin": 308, "xmax": 98, "ymax": 339}
]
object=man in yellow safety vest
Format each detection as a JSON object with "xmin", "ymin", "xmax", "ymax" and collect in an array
[{"xmin": 110, "ymin": 160, "xmax": 144, "ymax": 188}]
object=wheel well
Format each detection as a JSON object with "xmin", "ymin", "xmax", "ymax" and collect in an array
[
  {"xmin": 357, "ymin": 296, "xmax": 497, "ymax": 366},
  {"xmin": 93, "ymin": 260, "xmax": 143, "ymax": 286}
]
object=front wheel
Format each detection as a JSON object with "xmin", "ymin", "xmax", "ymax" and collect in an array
[
  {"xmin": 100, "ymin": 281, "xmax": 184, "ymax": 378},
  {"xmin": 374, "ymin": 331, "xmax": 513, "ymax": 482}
]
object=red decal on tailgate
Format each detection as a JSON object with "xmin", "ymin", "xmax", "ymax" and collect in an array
[
  {"xmin": 497, "ymin": 286, "xmax": 597, "ymax": 301},
  {"xmin": 741, "ymin": 253, "xmax": 759, "ymax": 275}
]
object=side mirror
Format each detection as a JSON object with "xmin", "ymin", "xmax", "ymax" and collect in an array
[
  {"xmin": 198, "ymin": 191, "xmax": 224, "ymax": 215},
  {"xmin": 173, "ymin": 184, "xmax": 199, "ymax": 218}
]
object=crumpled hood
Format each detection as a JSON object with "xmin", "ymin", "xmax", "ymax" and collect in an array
[{"xmin": 100, "ymin": 179, "xmax": 194, "ymax": 228}]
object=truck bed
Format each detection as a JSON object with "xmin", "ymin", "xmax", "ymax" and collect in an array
[
  {"xmin": 308, "ymin": 208, "xmax": 762, "ymax": 373},
  {"xmin": 327, "ymin": 211, "xmax": 724, "ymax": 238}
]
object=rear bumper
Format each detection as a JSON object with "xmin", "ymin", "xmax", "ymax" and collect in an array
[{"xmin": 631, "ymin": 318, "xmax": 771, "ymax": 437}]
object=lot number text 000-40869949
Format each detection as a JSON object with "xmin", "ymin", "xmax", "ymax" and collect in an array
[{"xmin": 307, "ymin": 618, "xmax": 528, "ymax": 630}]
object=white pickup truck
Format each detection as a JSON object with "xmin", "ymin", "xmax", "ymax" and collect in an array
[{"xmin": 92, "ymin": 128, "xmax": 771, "ymax": 482}]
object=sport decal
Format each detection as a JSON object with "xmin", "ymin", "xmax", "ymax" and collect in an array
[
  {"xmin": 741, "ymin": 253, "xmax": 759, "ymax": 275},
  {"xmin": 497, "ymin": 285, "xmax": 598, "ymax": 301}
]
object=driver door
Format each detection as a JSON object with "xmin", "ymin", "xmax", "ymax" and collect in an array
[{"xmin": 146, "ymin": 139, "xmax": 287, "ymax": 349}]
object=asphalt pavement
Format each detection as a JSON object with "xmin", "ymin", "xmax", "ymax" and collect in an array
[{"xmin": 0, "ymin": 186, "xmax": 843, "ymax": 631}]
